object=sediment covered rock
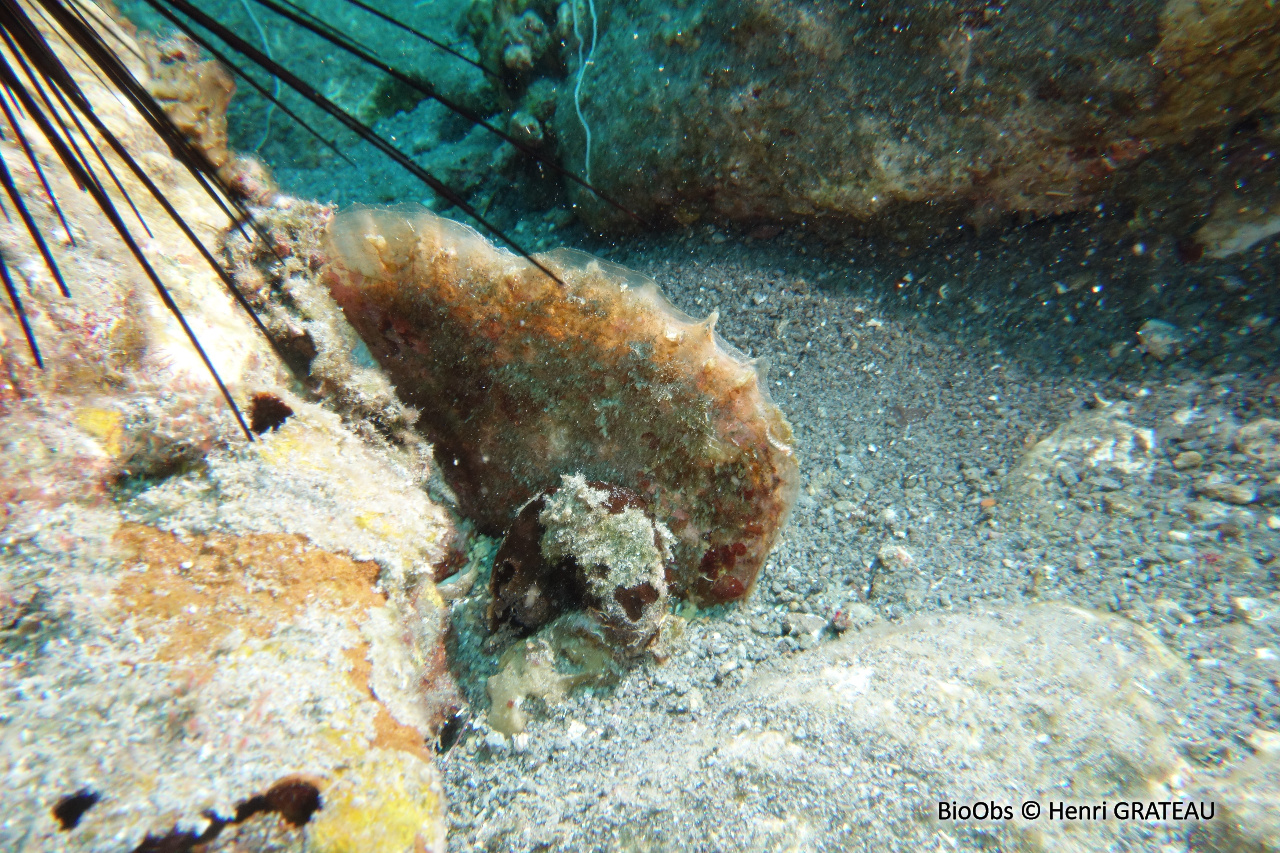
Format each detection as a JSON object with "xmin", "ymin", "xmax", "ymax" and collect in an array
[{"xmin": 464, "ymin": 0, "xmax": 1280, "ymax": 243}]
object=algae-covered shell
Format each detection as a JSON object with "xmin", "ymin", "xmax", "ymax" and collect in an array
[{"xmin": 323, "ymin": 205, "xmax": 798, "ymax": 604}]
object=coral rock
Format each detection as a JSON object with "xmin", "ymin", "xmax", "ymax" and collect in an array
[
  {"xmin": 143, "ymin": 33, "xmax": 235, "ymax": 170},
  {"xmin": 0, "ymin": 11, "xmax": 458, "ymax": 850},
  {"xmin": 521, "ymin": 0, "xmax": 1280, "ymax": 242},
  {"xmin": 322, "ymin": 205, "xmax": 798, "ymax": 604},
  {"xmin": 308, "ymin": 749, "xmax": 448, "ymax": 853}
]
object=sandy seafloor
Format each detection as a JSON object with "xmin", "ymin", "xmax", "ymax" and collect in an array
[
  {"xmin": 418, "ymin": 217, "xmax": 1280, "ymax": 851},
  {"xmin": 103, "ymin": 2, "xmax": 1280, "ymax": 848},
  {"xmin": 302, "ymin": 191, "xmax": 1278, "ymax": 850},
  {"xmin": 269, "ymin": 95, "xmax": 1277, "ymax": 853}
]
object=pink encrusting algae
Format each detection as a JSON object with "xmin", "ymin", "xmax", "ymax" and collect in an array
[{"xmin": 322, "ymin": 205, "xmax": 799, "ymax": 605}]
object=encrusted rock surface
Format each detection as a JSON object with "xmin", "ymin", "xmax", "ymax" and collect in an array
[
  {"xmin": 322, "ymin": 204, "xmax": 799, "ymax": 605},
  {"xmin": 459, "ymin": 0, "xmax": 1280, "ymax": 246},
  {"xmin": 0, "ymin": 7, "xmax": 455, "ymax": 851}
]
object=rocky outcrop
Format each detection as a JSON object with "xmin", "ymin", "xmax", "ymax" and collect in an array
[
  {"xmin": 464, "ymin": 0, "xmax": 1280, "ymax": 245},
  {"xmin": 0, "ymin": 7, "xmax": 457, "ymax": 851}
]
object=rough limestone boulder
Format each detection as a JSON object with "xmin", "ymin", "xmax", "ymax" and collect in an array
[
  {"xmin": 471, "ymin": 603, "xmax": 1214, "ymax": 851},
  {"xmin": 0, "ymin": 7, "xmax": 458, "ymax": 851},
  {"xmin": 505, "ymin": 0, "xmax": 1280, "ymax": 244}
]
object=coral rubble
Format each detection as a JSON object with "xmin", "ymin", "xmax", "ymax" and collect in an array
[{"xmin": 322, "ymin": 205, "xmax": 799, "ymax": 605}]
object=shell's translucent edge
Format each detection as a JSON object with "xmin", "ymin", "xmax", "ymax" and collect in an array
[{"xmin": 323, "ymin": 204, "xmax": 800, "ymax": 604}]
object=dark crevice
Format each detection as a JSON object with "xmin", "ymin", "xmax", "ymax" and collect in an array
[
  {"xmin": 435, "ymin": 708, "xmax": 468, "ymax": 754},
  {"xmin": 233, "ymin": 776, "xmax": 321, "ymax": 827},
  {"xmin": 52, "ymin": 788, "xmax": 100, "ymax": 830},
  {"xmin": 131, "ymin": 824, "xmax": 219, "ymax": 853},
  {"xmin": 614, "ymin": 583, "xmax": 659, "ymax": 623}
]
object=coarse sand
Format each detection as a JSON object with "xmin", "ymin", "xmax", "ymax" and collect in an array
[{"xmin": 436, "ymin": 215, "xmax": 1280, "ymax": 852}]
